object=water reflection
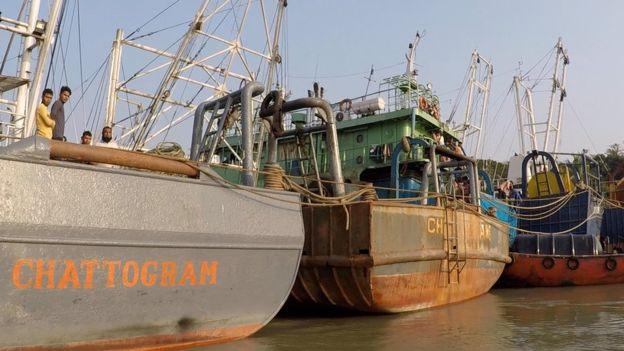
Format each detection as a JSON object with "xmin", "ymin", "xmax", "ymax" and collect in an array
[{"xmin": 198, "ymin": 285, "xmax": 624, "ymax": 351}]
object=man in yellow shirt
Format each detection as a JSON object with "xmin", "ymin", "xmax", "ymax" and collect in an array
[{"xmin": 36, "ymin": 89, "xmax": 55, "ymax": 139}]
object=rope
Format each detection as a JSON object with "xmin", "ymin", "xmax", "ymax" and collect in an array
[{"xmin": 147, "ymin": 142, "xmax": 186, "ymax": 158}]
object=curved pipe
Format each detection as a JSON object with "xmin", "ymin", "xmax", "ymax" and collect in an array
[
  {"xmin": 261, "ymin": 96, "xmax": 345, "ymax": 196},
  {"xmin": 240, "ymin": 83, "xmax": 265, "ymax": 186},
  {"xmin": 390, "ymin": 137, "xmax": 431, "ymax": 199},
  {"xmin": 521, "ymin": 150, "xmax": 565, "ymax": 197},
  {"xmin": 190, "ymin": 83, "xmax": 265, "ymax": 186}
]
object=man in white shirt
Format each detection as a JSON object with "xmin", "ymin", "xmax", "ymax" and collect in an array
[
  {"xmin": 94, "ymin": 126, "xmax": 119, "ymax": 168},
  {"xmin": 95, "ymin": 126, "xmax": 119, "ymax": 149}
]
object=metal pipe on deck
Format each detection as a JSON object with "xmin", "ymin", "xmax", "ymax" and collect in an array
[
  {"xmin": 190, "ymin": 83, "xmax": 264, "ymax": 186},
  {"xmin": 49, "ymin": 140, "xmax": 199, "ymax": 177},
  {"xmin": 262, "ymin": 96, "xmax": 345, "ymax": 196}
]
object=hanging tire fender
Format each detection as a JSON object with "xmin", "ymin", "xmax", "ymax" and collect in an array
[
  {"xmin": 566, "ymin": 257, "xmax": 580, "ymax": 270},
  {"xmin": 542, "ymin": 256, "xmax": 555, "ymax": 270},
  {"xmin": 605, "ymin": 257, "xmax": 618, "ymax": 272}
]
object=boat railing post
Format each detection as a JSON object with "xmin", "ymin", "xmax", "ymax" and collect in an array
[{"xmin": 429, "ymin": 142, "xmax": 440, "ymax": 206}]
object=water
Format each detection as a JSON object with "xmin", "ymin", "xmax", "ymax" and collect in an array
[{"xmin": 202, "ymin": 285, "xmax": 624, "ymax": 351}]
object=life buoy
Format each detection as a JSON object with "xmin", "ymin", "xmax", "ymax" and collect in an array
[
  {"xmin": 566, "ymin": 257, "xmax": 580, "ymax": 270},
  {"xmin": 542, "ymin": 257, "xmax": 555, "ymax": 270},
  {"xmin": 605, "ymin": 257, "xmax": 618, "ymax": 271},
  {"xmin": 336, "ymin": 112, "xmax": 345, "ymax": 122},
  {"xmin": 418, "ymin": 96, "xmax": 428, "ymax": 111}
]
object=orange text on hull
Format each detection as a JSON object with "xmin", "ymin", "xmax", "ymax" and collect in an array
[{"xmin": 12, "ymin": 259, "xmax": 218, "ymax": 290}]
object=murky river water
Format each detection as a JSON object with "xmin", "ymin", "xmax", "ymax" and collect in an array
[{"xmin": 201, "ymin": 285, "xmax": 624, "ymax": 351}]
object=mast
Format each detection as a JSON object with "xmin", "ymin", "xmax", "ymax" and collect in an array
[
  {"xmin": 456, "ymin": 50, "xmax": 493, "ymax": 158},
  {"xmin": 23, "ymin": 0, "xmax": 64, "ymax": 137},
  {"xmin": 12, "ymin": 0, "xmax": 42, "ymax": 137},
  {"xmin": 104, "ymin": 28, "xmax": 123, "ymax": 128},
  {"xmin": 514, "ymin": 38, "xmax": 569, "ymax": 154},
  {"xmin": 103, "ymin": 0, "xmax": 287, "ymax": 151},
  {"xmin": 132, "ymin": 0, "xmax": 211, "ymax": 150},
  {"xmin": 1, "ymin": 0, "xmax": 64, "ymax": 139},
  {"xmin": 513, "ymin": 75, "xmax": 539, "ymax": 154}
]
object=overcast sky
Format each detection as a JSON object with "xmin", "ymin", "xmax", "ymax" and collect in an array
[{"xmin": 1, "ymin": 0, "xmax": 621, "ymax": 160}]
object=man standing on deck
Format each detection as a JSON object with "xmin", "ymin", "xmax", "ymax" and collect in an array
[
  {"xmin": 35, "ymin": 89, "xmax": 55, "ymax": 139},
  {"xmin": 95, "ymin": 126, "xmax": 118, "ymax": 149},
  {"xmin": 80, "ymin": 131, "xmax": 92, "ymax": 145},
  {"xmin": 51, "ymin": 86, "xmax": 71, "ymax": 141}
]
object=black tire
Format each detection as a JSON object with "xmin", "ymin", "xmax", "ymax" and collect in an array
[
  {"xmin": 567, "ymin": 257, "xmax": 580, "ymax": 271},
  {"xmin": 542, "ymin": 257, "xmax": 555, "ymax": 270},
  {"xmin": 605, "ymin": 257, "xmax": 618, "ymax": 272}
]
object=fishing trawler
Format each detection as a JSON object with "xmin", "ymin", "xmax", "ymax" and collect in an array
[
  {"xmin": 0, "ymin": 1, "xmax": 304, "ymax": 349},
  {"xmin": 198, "ymin": 37, "xmax": 511, "ymax": 313},
  {"xmin": 498, "ymin": 150, "xmax": 624, "ymax": 287}
]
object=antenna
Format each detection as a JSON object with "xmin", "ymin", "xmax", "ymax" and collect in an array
[
  {"xmin": 405, "ymin": 31, "xmax": 424, "ymax": 79},
  {"xmin": 364, "ymin": 64, "xmax": 374, "ymax": 96}
]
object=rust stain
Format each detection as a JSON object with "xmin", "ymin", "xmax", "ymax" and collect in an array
[
  {"xmin": 2, "ymin": 323, "xmax": 262, "ymax": 351},
  {"xmin": 292, "ymin": 202, "xmax": 509, "ymax": 313}
]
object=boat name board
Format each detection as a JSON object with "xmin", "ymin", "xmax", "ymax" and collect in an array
[{"xmin": 11, "ymin": 259, "xmax": 218, "ymax": 290}]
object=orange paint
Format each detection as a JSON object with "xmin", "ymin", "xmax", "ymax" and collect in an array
[
  {"xmin": 199, "ymin": 261, "xmax": 218, "ymax": 285},
  {"xmin": 160, "ymin": 261, "xmax": 177, "ymax": 287},
  {"xmin": 122, "ymin": 261, "xmax": 140, "ymax": 287},
  {"xmin": 103, "ymin": 260, "xmax": 121, "ymax": 288},
  {"xmin": 11, "ymin": 258, "xmax": 220, "ymax": 290},
  {"xmin": 178, "ymin": 261, "xmax": 197, "ymax": 286},
  {"xmin": 12, "ymin": 258, "xmax": 33, "ymax": 289},
  {"xmin": 81, "ymin": 259, "xmax": 100, "ymax": 289},
  {"xmin": 141, "ymin": 261, "xmax": 158, "ymax": 287},
  {"xmin": 57, "ymin": 259, "xmax": 81, "ymax": 289},
  {"xmin": 34, "ymin": 259, "xmax": 56, "ymax": 289}
]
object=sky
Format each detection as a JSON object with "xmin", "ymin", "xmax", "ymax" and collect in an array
[{"xmin": 1, "ymin": 0, "xmax": 622, "ymax": 160}]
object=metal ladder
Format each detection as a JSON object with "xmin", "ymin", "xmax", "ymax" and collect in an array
[{"xmin": 444, "ymin": 201, "xmax": 467, "ymax": 284}]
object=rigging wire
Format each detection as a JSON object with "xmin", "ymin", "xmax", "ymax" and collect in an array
[
  {"xmin": 0, "ymin": 1, "xmax": 27, "ymax": 75},
  {"xmin": 44, "ymin": 0, "xmax": 69, "ymax": 88},
  {"xmin": 446, "ymin": 61, "xmax": 472, "ymax": 123},
  {"xmin": 288, "ymin": 61, "xmax": 406, "ymax": 80},
  {"xmin": 125, "ymin": 0, "xmax": 182, "ymax": 40}
]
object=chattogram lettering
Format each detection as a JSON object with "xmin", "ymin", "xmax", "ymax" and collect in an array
[
  {"xmin": 427, "ymin": 217, "xmax": 444, "ymax": 234},
  {"xmin": 12, "ymin": 259, "xmax": 218, "ymax": 290}
]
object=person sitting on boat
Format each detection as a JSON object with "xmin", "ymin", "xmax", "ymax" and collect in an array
[
  {"xmin": 95, "ymin": 126, "xmax": 118, "ymax": 149},
  {"xmin": 80, "ymin": 130, "xmax": 92, "ymax": 145},
  {"xmin": 35, "ymin": 88, "xmax": 55, "ymax": 139},
  {"xmin": 498, "ymin": 180, "xmax": 513, "ymax": 199},
  {"xmin": 454, "ymin": 141, "xmax": 465, "ymax": 156},
  {"xmin": 432, "ymin": 129, "xmax": 444, "ymax": 146},
  {"xmin": 51, "ymin": 86, "xmax": 71, "ymax": 141},
  {"xmin": 461, "ymin": 176, "xmax": 471, "ymax": 201}
]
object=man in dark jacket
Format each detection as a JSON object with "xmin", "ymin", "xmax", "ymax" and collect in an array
[{"xmin": 51, "ymin": 86, "xmax": 71, "ymax": 141}]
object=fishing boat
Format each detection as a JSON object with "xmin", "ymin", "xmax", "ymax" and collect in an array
[
  {"xmin": 497, "ymin": 150, "xmax": 624, "ymax": 287},
  {"xmin": 0, "ymin": 1, "xmax": 304, "ymax": 348},
  {"xmin": 198, "ymin": 39, "xmax": 511, "ymax": 313},
  {"xmin": 0, "ymin": 86, "xmax": 304, "ymax": 350}
]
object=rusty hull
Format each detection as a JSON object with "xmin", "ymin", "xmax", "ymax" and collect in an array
[
  {"xmin": 499, "ymin": 252, "xmax": 624, "ymax": 287},
  {"xmin": 291, "ymin": 202, "xmax": 510, "ymax": 313}
]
